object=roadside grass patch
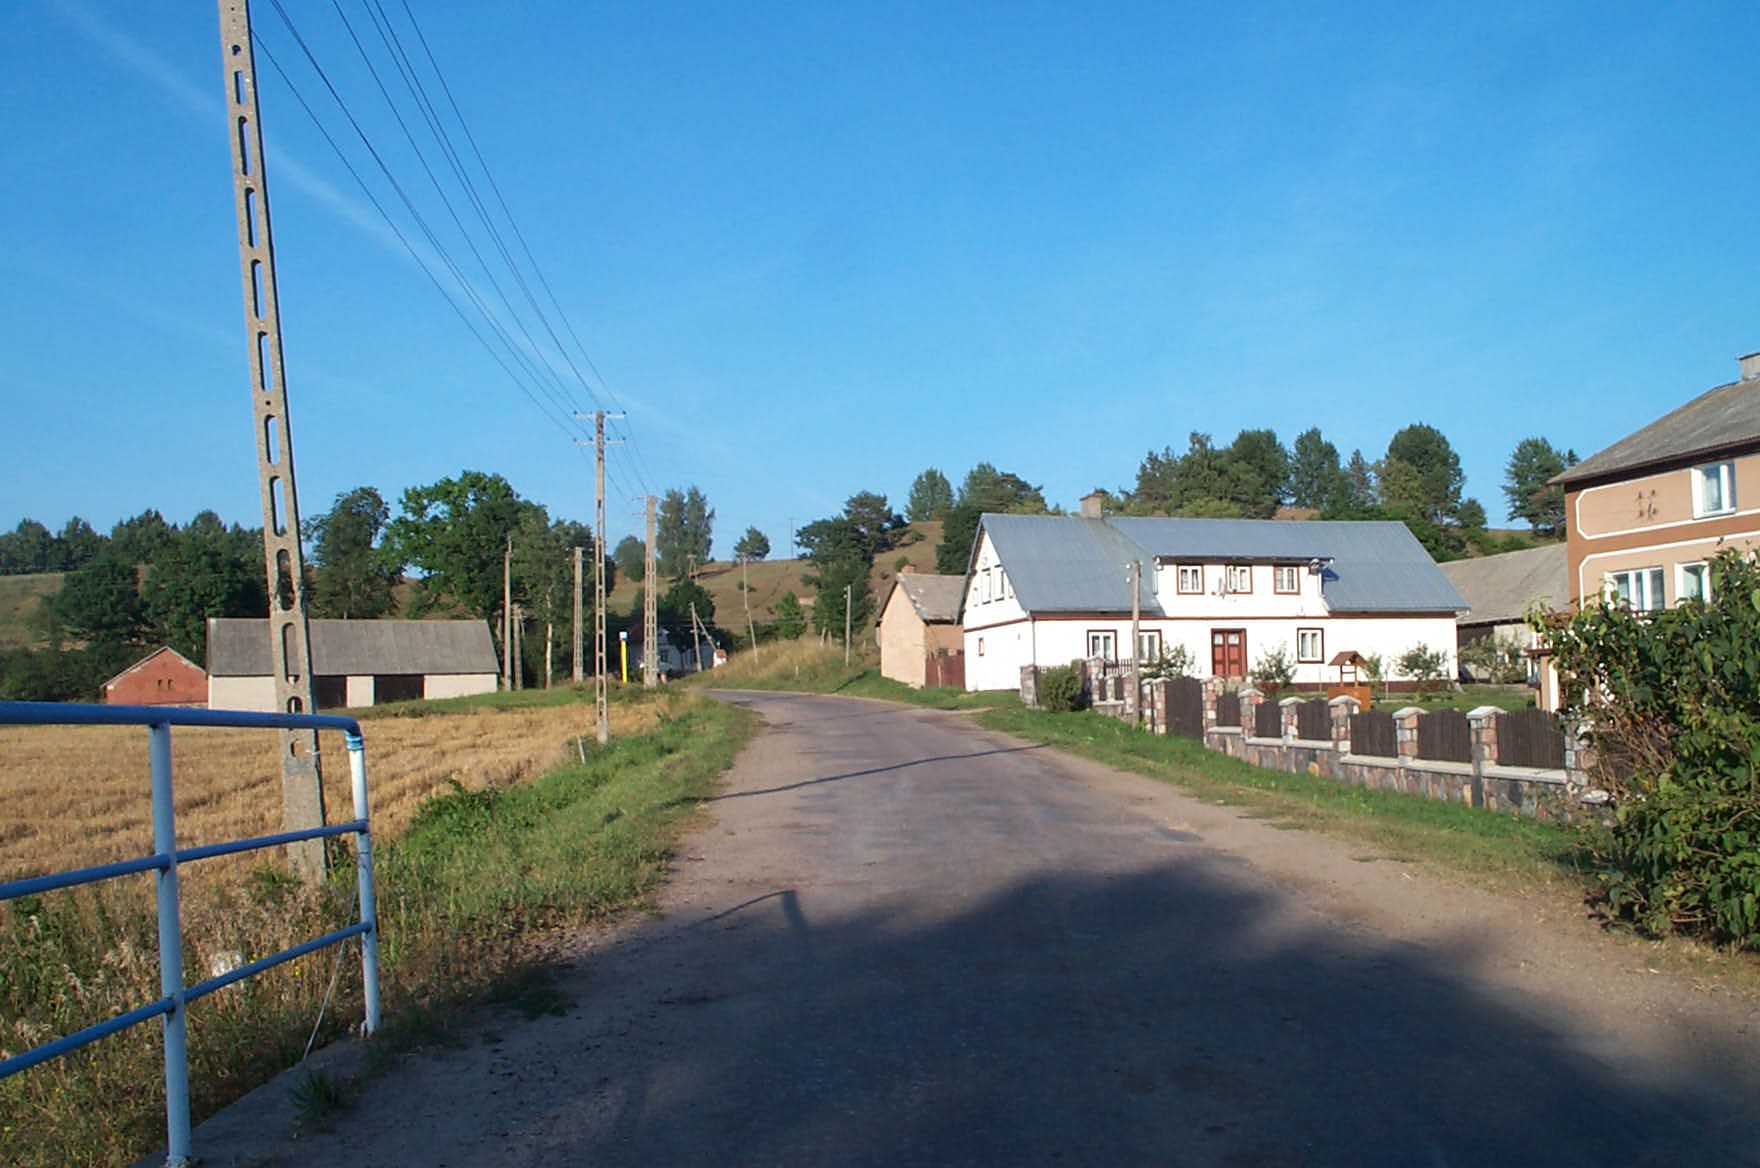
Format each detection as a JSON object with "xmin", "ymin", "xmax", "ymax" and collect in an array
[
  {"xmin": 976, "ymin": 705, "xmax": 1583, "ymax": 894},
  {"xmin": 0, "ymin": 692, "xmax": 753, "ymax": 1168},
  {"xmin": 701, "ymin": 641, "xmax": 1017, "ymax": 712}
]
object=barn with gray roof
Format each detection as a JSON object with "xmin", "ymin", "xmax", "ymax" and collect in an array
[
  {"xmin": 207, "ymin": 618, "xmax": 499, "ymax": 710},
  {"xmin": 958, "ymin": 508, "xmax": 1465, "ymax": 692}
]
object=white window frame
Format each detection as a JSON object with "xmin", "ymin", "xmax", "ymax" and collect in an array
[
  {"xmin": 1692, "ymin": 460, "xmax": 1735, "ymax": 517},
  {"xmin": 1296, "ymin": 627, "xmax": 1324, "ymax": 663},
  {"xmin": 1176, "ymin": 565, "xmax": 1203, "ymax": 594},
  {"xmin": 1137, "ymin": 630, "xmax": 1162, "ymax": 663},
  {"xmin": 1226, "ymin": 564, "xmax": 1252, "ymax": 593},
  {"xmin": 1087, "ymin": 630, "xmax": 1117, "ymax": 662},
  {"xmin": 1273, "ymin": 565, "xmax": 1300, "ymax": 594},
  {"xmin": 999, "ymin": 568, "xmax": 1010, "ymax": 599},
  {"xmin": 1677, "ymin": 561, "xmax": 1711, "ymax": 604},
  {"xmin": 1605, "ymin": 566, "xmax": 1665, "ymax": 612}
]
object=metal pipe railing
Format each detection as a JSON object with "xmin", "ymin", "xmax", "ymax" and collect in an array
[{"xmin": 0, "ymin": 700, "xmax": 380, "ymax": 1168}]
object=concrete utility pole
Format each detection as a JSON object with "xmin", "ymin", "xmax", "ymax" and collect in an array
[
  {"xmin": 572, "ymin": 545, "xmax": 584, "ymax": 684},
  {"xmin": 512, "ymin": 603, "xmax": 523, "ymax": 691},
  {"xmin": 575, "ymin": 411, "xmax": 621, "ymax": 743},
  {"xmin": 844, "ymin": 583, "xmax": 853, "ymax": 665},
  {"xmin": 502, "ymin": 536, "xmax": 513, "ymax": 690},
  {"xmin": 643, "ymin": 495, "xmax": 658, "ymax": 688},
  {"xmin": 219, "ymin": 0, "xmax": 323, "ymax": 879},
  {"xmin": 1130, "ymin": 560, "xmax": 1142, "ymax": 727}
]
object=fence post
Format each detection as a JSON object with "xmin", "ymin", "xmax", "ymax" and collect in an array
[
  {"xmin": 1202, "ymin": 677, "xmax": 1225, "ymax": 730},
  {"xmin": 1279, "ymin": 695, "xmax": 1302, "ymax": 742},
  {"xmin": 149, "ymin": 721, "xmax": 193, "ymax": 1168},
  {"xmin": 1329, "ymin": 694, "xmax": 1358, "ymax": 755},
  {"xmin": 1239, "ymin": 687, "xmax": 1263, "ymax": 735},
  {"xmin": 346, "ymin": 733, "xmax": 381, "ymax": 1037},
  {"xmin": 1467, "ymin": 706, "xmax": 1501, "ymax": 809}
]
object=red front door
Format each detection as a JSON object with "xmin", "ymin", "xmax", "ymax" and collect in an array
[{"xmin": 1211, "ymin": 628, "xmax": 1247, "ymax": 679}]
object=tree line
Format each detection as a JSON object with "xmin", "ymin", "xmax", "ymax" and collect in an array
[{"xmin": 1, "ymin": 473, "xmax": 759, "ymax": 700}]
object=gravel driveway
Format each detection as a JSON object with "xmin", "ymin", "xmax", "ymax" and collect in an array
[{"xmin": 181, "ymin": 690, "xmax": 1760, "ymax": 1167}]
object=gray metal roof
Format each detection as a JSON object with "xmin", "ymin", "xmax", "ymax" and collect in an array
[
  {"xmin": 207, "ymin": 618, "xmax": 499, "ymax": 677},
  {"xmin": 979, "ymin": 514, "xmax": 1466, "ymax": 615},
  {"xmin": 886, "ymin": 573, "xmax": 965, "ymax": 623},
  {"xmin": 1553, "ymin": 374, "xmax": 1760, "ymax": 487},
  {"xmin": 1438, "ymin": 543, "xmax": 1568, "ymax": 627}
]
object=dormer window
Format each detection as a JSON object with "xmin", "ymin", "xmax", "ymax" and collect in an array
[{"xmin": 1693, "ymin": 460, "xmax": 1735, "ymax": 517}]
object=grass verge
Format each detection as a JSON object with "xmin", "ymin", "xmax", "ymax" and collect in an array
[
  {"xmin": 975, "ymin": 705, "xmax": 1586, "ymax": 895},
  {"xmin": 1, "ymin": 690, "xmax": 753, "ymax": 1168}
]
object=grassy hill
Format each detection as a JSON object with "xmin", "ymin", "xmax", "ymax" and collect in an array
[
  {"xmin": 0, "ymin": 572, "xmax": 60, "ymax": 650},
  {"xmin": 605, "ymin": 520, "xmax": 950, "ymax": 627}
]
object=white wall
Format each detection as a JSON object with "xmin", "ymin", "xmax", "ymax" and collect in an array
[
  {"xmin": 208, "ymin": 675, "xmax": 277, "ymax": 712},
  {"xmin": 964, "ymin": 613, "xmax": 1459, "ymax": 691},
  {"xmin": 424, "ymin": 673, "xmax": 497, "ymax": 700},
  {"xmin": 346, "ymin": 675, "xmax": 374, "ymax": 707},
  {"xmin": 961, "ymin": 530, "xmax": 1027, "ymax": 631}
]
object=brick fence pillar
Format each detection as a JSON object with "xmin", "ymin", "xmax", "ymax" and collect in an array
[
  {"xmin": 1239, "ymin": 687, "xmax": 1264, "ymax": 734},
  {"xmin": 1329, "ymin": 694, "xmax": 1359, "ymax": 754},
  {"xmin": 1020, "ymin": 665, "xmax": 1039, "ymax": 709},
  {"xmin": 1393, "ymin": 706, "xmax": 1423, "ymax": 760},
  {"xmin": 1467, "ymin": 705, "xmax": 1500, "ymax": 809},
  {"xmin": 1202, "ymin": 677, "xmax": 1226, "ymax": 730},
  {"xmin": 1279, "ymin": 695, "xmax": 1303, "ymax": 742}
]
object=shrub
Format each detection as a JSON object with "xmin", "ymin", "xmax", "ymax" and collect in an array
[
  {"xmin": 1038, "ymin": 662, "xmax": 1087, "ymax": 712},
  {"xmin": 1538, "ymin": 547, "xmax": 1760, "ymax": 948},
  {"xmin": 1251, "ymin": 643, "xmax": 1295, "ymax": 696},
  {"xmin": 1458, "ymin": 634, "xmax": 1528, "ymax": 684},
  {"xmin": 1396, "ymin": 643, "xmax": 1451, "ymax": 698},
  {"xmin": 1141, "ymin": 643, "xmax": 1194, "ymax": 681}
]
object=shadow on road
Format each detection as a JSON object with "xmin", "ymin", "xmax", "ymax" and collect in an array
[
  {"xmin": 707, "ymin": 744, "xmax": 1046, "ymax": 801},
  {"xmin": 533, "ymin": 859, "xmax": 1760, "ymax": 1167}
]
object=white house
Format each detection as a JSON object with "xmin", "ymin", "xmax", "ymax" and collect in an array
[
  {"xmin": 207, "ymin": 618, "xmax": 500, "ymax": 710},
  {"xmin": 959, "ymin": 509, "xmax": 1466, "ymax": 692}
]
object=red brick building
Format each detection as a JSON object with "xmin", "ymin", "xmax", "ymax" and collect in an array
[{"xmin": 102, "ymin": 647, "xmax": 208, "ymax": 708}]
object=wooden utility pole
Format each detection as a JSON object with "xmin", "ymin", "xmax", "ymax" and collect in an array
[
  {"xmin": 643, "ymin": 495, "xmax": 658, "ymax": 688},
  {"xmin": 219, "ymin": 0, "xmax": 323, "ymax": 878},
  {"xmin": 572, "ymin": 545, "xmax": 584, "ymax": 684},
  {"xmin": 844, "ymin": 583, "xmax": 852, "ymax": 665},
  {"xmin": 512, "ymin": 603, "xmax": 523, "ymax": 691}
]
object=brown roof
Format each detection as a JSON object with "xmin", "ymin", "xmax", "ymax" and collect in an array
[
  {"xmin": 1553, "ymin": 368, "xmax": 1760, "ymax": 487},
  {"xmin": 1437, "ymin": 543, "xmax": 1568, "ymax": 627},
  {"xmin": 207, "ymin": 618, "xmax": 498, "ymax": 677}
]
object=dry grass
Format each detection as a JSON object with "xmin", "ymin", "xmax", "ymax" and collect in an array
[{"xmin": 0, "ymin": 698, "xmax": 659, "ymax": 883}]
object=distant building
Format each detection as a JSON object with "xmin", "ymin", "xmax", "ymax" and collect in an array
[
  {"xmin": 960, "ymin": 501, "xmax": 1465, "ymax": 692},
  {"xmin": 1439, "ymin": 543, "xmax": 1566, "ymax": 682},
  {"xmin": 102, "ymin": 646, "xmax": 207, "ymax": 708},
  {"xmin": 206, "ymin": 618, "xmax": 499, "ymax": 711},
  {"xmin": 1551, "ymin": 351, "xmax": 1760, "ymax": 613},
  {"xmin": 877, "ymin": 572, "xmax": 965, "ymax": 688}
]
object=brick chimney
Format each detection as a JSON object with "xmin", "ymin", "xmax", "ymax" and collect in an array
[
  {"xmin": 1741, "ymin": 351, "xmax": 1760, "ymax": 382},
  {"xmin": 1079, "ymin": 490, "xmax": 1106, "ymax": 519}
]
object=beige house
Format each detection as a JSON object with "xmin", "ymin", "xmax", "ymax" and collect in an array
[
  {"xmin": 1553, "ymin": 352, "xmax": 1760, "ymax": 613},
  {"xmin": 207, "ymin": 618, "xmax": 499, "ymax": 710},
  {"xmin": 877, "ymin": 573, "xmax": 965, "ymax": 688}
]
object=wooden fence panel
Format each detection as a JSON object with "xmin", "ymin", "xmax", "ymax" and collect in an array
[
  {"xmin": 1351, "ymin": 710, "xmax": 1397, "ymax": 757},
  {"xmin": 1216, "ymin": 691, "xmax": 1241, "ymax": 729},
  {"xmin": 1496, "ymin": 708, "xmax": 1565, "ymax": 769},
  {"xmin": 1254, "ymin": 700, "xmax": 1282, "ymax": 739},
  {"xmin": 1416, "ymin": 708, "xmax": 1472, "ymax": 763},
  {"xmin": 1164, "ymin": 678, "xmax": 1204, "ymax": 740},
  {"xmin": 1295, "ymin": 699, "xmax": 1330, "ymax": 741}
]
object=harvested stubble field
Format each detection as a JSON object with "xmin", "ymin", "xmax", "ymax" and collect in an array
[{"xmin": 0, "ymin": 698, "xmax": 659, "ymax": 883}]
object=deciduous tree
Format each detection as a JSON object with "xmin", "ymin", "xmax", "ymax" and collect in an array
[
  {"xmin": 380, "ymin": 471, "xmax": 540, "ymax": 623},
  {"xmin": 307, "ymin": 486, "xmax": 396, "ymax": 620},
  {"xmin": 734, "ymin": 526, "xmax": 771, "ymax": 563},
  {"xmin": 657, "ymin": 486, "xmax": 714, "ymax": 579}
]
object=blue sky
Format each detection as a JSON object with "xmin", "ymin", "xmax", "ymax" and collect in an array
[{"xmin": 4, "ymin": 1, "xmax": 1758, "ymax": 557}]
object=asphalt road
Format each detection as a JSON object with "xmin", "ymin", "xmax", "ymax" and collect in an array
[{"xmin": 191, "ymin": 690, "xmax": 1760, "ymax": 1167}]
